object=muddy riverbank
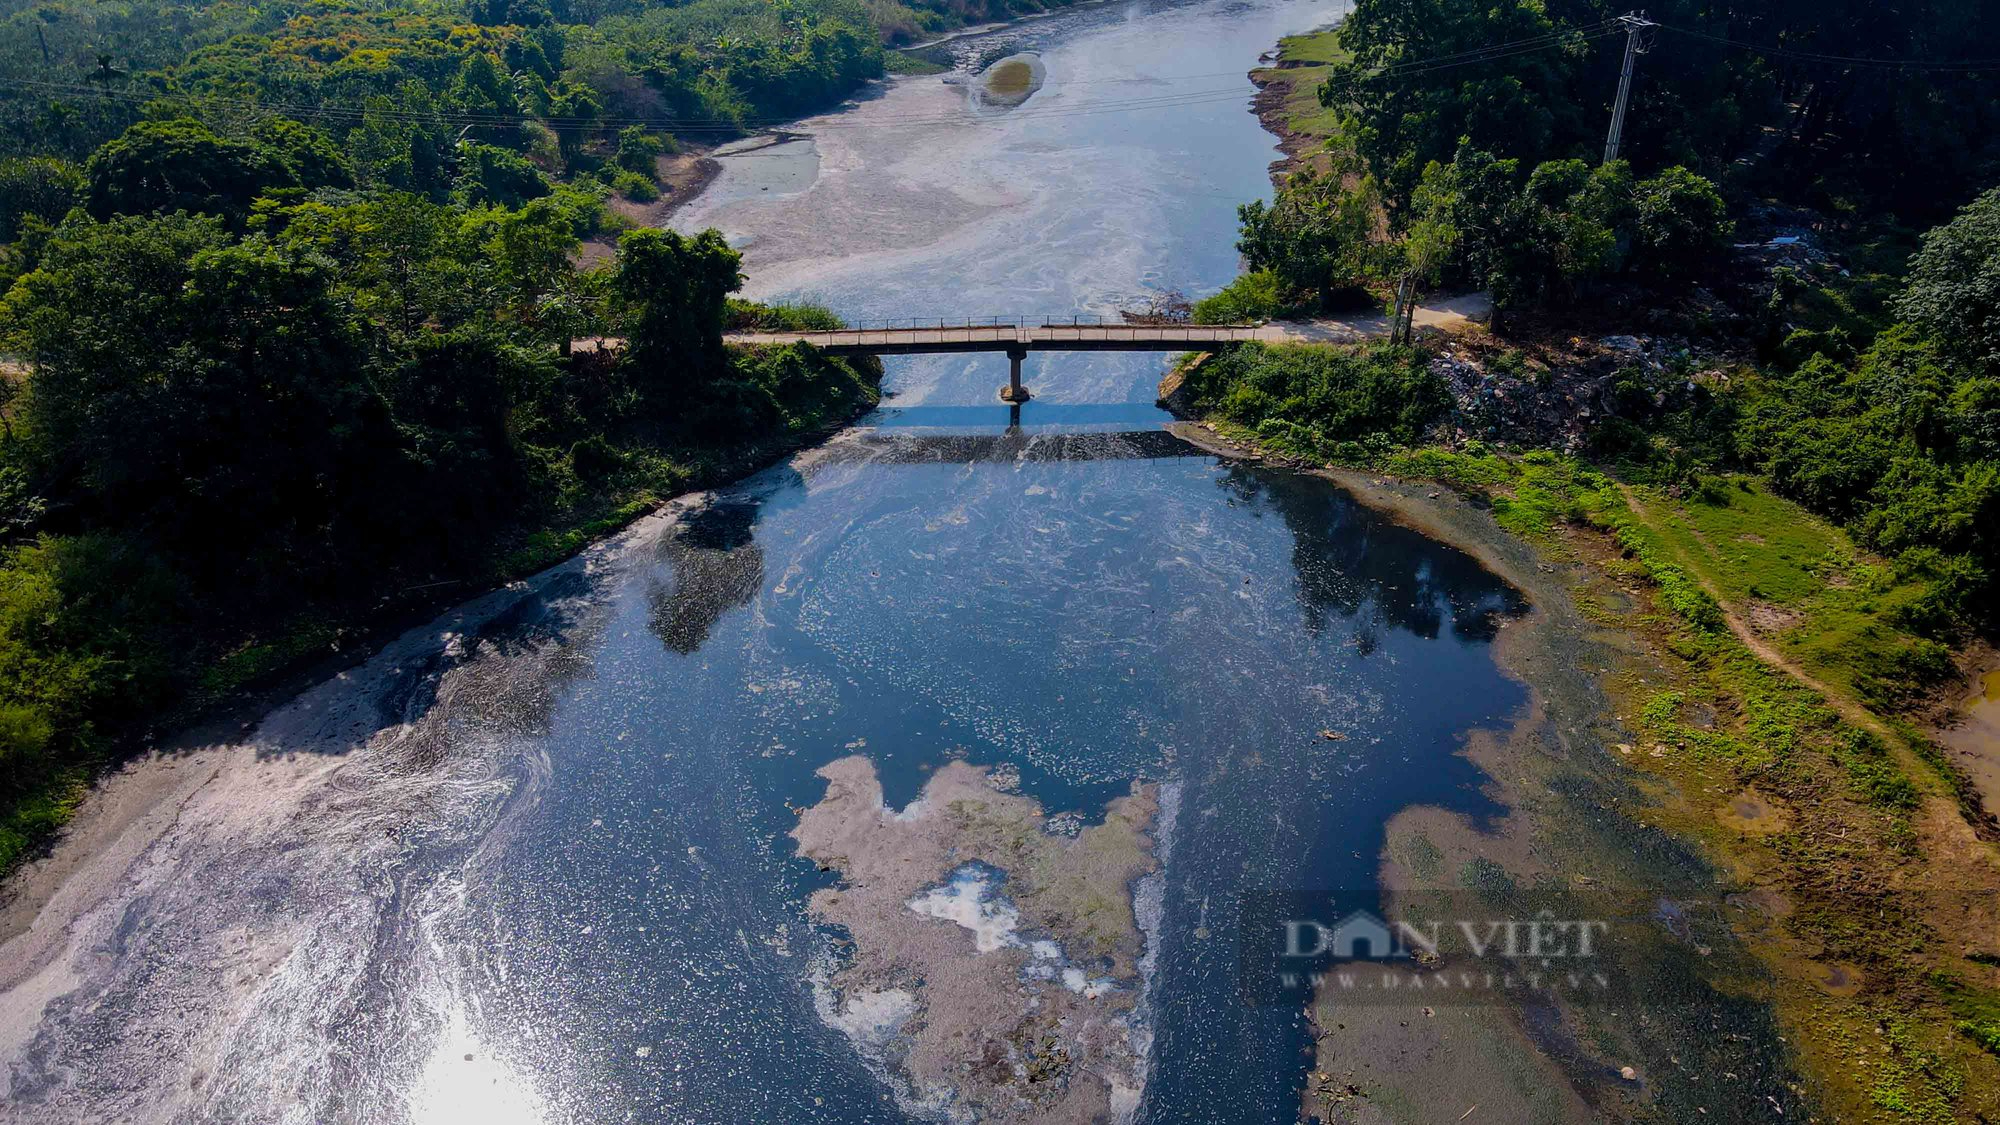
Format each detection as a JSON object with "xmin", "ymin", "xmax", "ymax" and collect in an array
[
  {"xmin": 1164, "ymin": 421, "xmax": 1812, "ymax": 1121},
  {"xmin": 1167, "ymin": 385, "xmax": 2000, "ymax": 1120}
]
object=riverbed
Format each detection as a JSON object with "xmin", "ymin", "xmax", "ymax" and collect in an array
[{"xmin": 0, "ymin": 1, "xmax": 1746, "ymax": 1121}]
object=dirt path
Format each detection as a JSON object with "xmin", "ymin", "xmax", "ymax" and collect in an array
[
  {"xmin": 1612, "ymin": 482, "xmax": 1895, "ymax": 741},
  {"xmin": 1262, "ymin": 291, "xmax": 1491, "ymax": 344}
]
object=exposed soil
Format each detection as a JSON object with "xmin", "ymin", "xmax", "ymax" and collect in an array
[
  {"xmin": 1743, "ymin": 600, "xmax": 1803, "ymax": 636},
  {"xmin": 1248, "ymin": 67, "xmax": 1329, "ymax": 182},
  {"xmin": 1159, "ymin": 418, "xmax": 2000, "ymax": 1122},
  {"xmin": 576, "ymin": 145, "xmax": 724, "ymax": 266}
]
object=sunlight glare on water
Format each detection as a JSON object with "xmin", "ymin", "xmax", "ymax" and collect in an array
[{"xmin": 412, "ymin": 1004, "xmax": 545, "ymax": 1125}]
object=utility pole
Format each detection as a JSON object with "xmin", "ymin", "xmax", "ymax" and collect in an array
[{"xmin": 1603, "ymin": 12, "xmax": 1657, "ymax": 164}]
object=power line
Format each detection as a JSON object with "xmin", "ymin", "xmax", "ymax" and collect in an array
[
  {"xmin": 1653, "ymin": 22, "xmax": 2000, "ymax": 72},
  {"xmin": 0, "ymin": 21, "xmax": 1625, "ymax": 136},
  {"xmin": 1359, "ymin": 20, "xmax": 1614, "ymax": 75}
]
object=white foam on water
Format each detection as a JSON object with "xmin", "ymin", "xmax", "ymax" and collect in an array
[
  {"xmin": 825, "ymin": 987, "xmax": 921, "ymax": 1049},
  {"xmin": 904, "ymin": 864, "xmax": 1120, "ymax": 998},
  {"xmin": 905, "ymin": 866, "xmax": 1023, "ymax": 953},
  {"xmin": 410, "ymin": 1002, "xmax": 545, "ymax": 1125},
  {"xmin": 1118, "ymin": 776, "xmax": 1183, "ymax": 1123}
]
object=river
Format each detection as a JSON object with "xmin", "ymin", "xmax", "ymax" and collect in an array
[{"xmin": 0, "ymin": 1, "xmax": 1570, "ymax": 1121}]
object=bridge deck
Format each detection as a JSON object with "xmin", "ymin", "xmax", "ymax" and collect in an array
[{"xmin": 723, "ymin": 323, "xmax": 1273, "ymax": 355}]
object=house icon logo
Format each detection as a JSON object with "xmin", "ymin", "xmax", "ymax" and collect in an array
[
  {"xmin": 1279, "ymin": 905, "xmax": 1405, "ymax": 961},
  {"xmin": 1326, "ymin": 910, "xmax": 1397, "ymax": 960}
]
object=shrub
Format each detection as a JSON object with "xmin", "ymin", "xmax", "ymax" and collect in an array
[
  {"xmin": 612, "ymin": 169, "xmax": 659, "ymax": 202},
  {"xmin": 615, "ymin": 126, "xmax": 667, "ymax": 175},
  {"xmin": 1176, "ymin": 342, "xmax": 1447, "ymax": 446},
  {"xmin": 0, "ymin": 157, "xmax": 81, "ymax": 241},
  {"xmin": 725, "ymin": 298, "xmax": 845, "ymax": 331},
  {"xmin": 455, "ymin": 142, "xmax": 551, "ymax": 208},
  {"xmin": 1898, "ymin": 186, "xmax": 2000, "ymax": 378},
  {"xmin": 1193, "ymin": 270, "xmax": 1289, "ymax": 323}
]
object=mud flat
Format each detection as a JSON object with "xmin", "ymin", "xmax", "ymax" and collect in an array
[
  {"xmin": 793, "ymin": 755, "xmax": 1164, "ymax": 1122},
  {"xmin": 1160, "ymin": 421, "xmax": 1813, "ymax": 1122}
]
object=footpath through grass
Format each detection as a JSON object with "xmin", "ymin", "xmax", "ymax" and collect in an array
[
  {"xmin": 1189, "ymin": 413, "xmax": 2000, "ymax": 1117},
  {"xmin": 1619, "ymin": 477, "xmax": 1951, "ymax": 714}
]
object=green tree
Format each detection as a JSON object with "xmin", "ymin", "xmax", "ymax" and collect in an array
[
  {"xmin": 1235, "ymin": 166, "xmax": 1386, "ymax": 309},
  {"xmin": 346, "ymin": 85, "xmax": 452, "ymax": 197},
  {"xmin": 1630, "ymin": 165, "xmax": 1732, "ymax": 282},
  {"xmin": 82, "ymin": 120, "xmax": 287, "ymax": 222},
  {"xmin": 267, "ymin": 193, "xmax": 477, "ymax": 340},
  {"xmin": 248, "ymin": 118, "xmax": 352, "ymax": 191},
  {"xmin": 1897, "ymin": 186, "xmax": 2000, "ymax": 378},
  {"xmin": 615, "ymin": 126, "xmax": 666, "ymax": 176},
  {"xmin": 1401, "ymin": 144, "xmax": 1727, "ymax": 310},
  {"xmin": 453, "ymin": 142, "xmax": 550, "ymax": 208},
  {"xmin": 612, "ymin": 226, "xmax": 742, "ymax": 401},
  {"xmin": 1321, "ymin": 0, "xmax": 1585, "ymax": 211},
  {"xmin": 5, "ymin": 215, "xmax": 389, "ymax": 577},
  {"xmin": 0, "ymin": 157, "xmax": 81, "ymax": 241},
  {"xmin": 476, "ymin": 192, "xmax": 589, "ymax": 334}
]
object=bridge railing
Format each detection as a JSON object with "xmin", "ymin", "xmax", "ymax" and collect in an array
[{"xmin": 813, "ymin": 314, "xmax": 1263, "ymax": 331}]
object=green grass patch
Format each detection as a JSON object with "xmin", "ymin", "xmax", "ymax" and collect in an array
[
  {"xmin": 884, "ymin": 50, "xmax": 948, "ymax": 75},
  {"xmin": 193, "ymin": 620, "xmax": 342, "ymax": 704},
  {"xmin": 1621, "ymin": 477, "xmax": 1949, "ymax": 709},
  {"xmin": 1251, "ymin": 28, "xmax": 1350, "ymax": 142},
  {"xmin": 1867, "ymin": 1019, "xmax": 1966, "ymax": 1124},
  {"xmin": 499, "ymin": 494, "xmax": 661, "ymax": 577},
  {"xmin": 0, "ymin": 761, "xmax": 90, "ymax": 872}
]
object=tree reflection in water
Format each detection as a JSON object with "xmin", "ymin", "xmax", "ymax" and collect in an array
[
  {"xmin": 645, "ymin": 496, "xmax": 768, "ymax": 656},
  {"xmin": 1218, "ymin": 466, "xmax": 1526, "ymax": 653}
]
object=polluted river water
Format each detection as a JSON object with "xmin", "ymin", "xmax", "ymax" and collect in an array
[{"xmin": 0, "ymin": 0, "xmax": 1805, "ymax": 1121}]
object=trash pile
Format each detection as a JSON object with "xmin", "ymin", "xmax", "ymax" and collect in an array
[{"xmin": 1426, "ymin": 335, "xmax": 1729, "ymax": 453}]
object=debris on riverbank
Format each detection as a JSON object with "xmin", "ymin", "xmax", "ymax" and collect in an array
[{"xmin": 1422, "ymin": 332, "xmax": 1736, "ymax": 454}]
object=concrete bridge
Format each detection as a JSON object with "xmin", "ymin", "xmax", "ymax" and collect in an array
[{"xmin": 722, "ymin": 320, "xmax": 1271, "ymax": 403}]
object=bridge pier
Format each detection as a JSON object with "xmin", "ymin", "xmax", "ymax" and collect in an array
[{"xmin": 999, "ymin": 346, "xmax": 1032, "ymax": 404}]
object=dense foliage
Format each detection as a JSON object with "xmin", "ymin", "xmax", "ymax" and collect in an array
[
  {"xmin": 0, "ymin": 0, "xmax": 1091, "ymax": 865},
  {"xmin": 1408, "ymin": 145, "xmax": 1731, "ymax": 310},
  {"xmin": 1232, "ymin": 166, "xmax": 1384, "ymax": 309},
  {"xmin": 0, "ymin": 190, "xmax": 878, "ymax": 861},
  {"xmin": 1191, "ymin": 268, "xmax": 1289, "ymax": 324},
  {"xmin": 1224, "ymin": 0, "xmax": 1998, "ymax": 320},
  {"xmin": 1736, "ymin": 190, "xmax": 2000, "ymax": 633},
  {"xmin": 0, "ymin": 0, "xmax": 889, "ymax": 170},
  {"xmin": 1321, "ymin": 0, "xmax": 2000, "ymax": 222},
  {"xmin": 1202, "ymin": 0, "xmax": 2000, "ymax": 643},
  {"xmin": 1230, "ymin": 144, "xmax": 1731, "ymax": 317},
  {"xmin": 1174, "ymin": 343, "xmax": 1447, "ymax": 451}
]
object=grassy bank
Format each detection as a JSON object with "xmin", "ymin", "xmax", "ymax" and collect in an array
[
  {"xmin": 1165, "ymin": 343, "xmax": 2000, "ymax": 1119},
  {"xmin": 1249, "ymin": 27, "xmax": 1349, "ymax": 155}
]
